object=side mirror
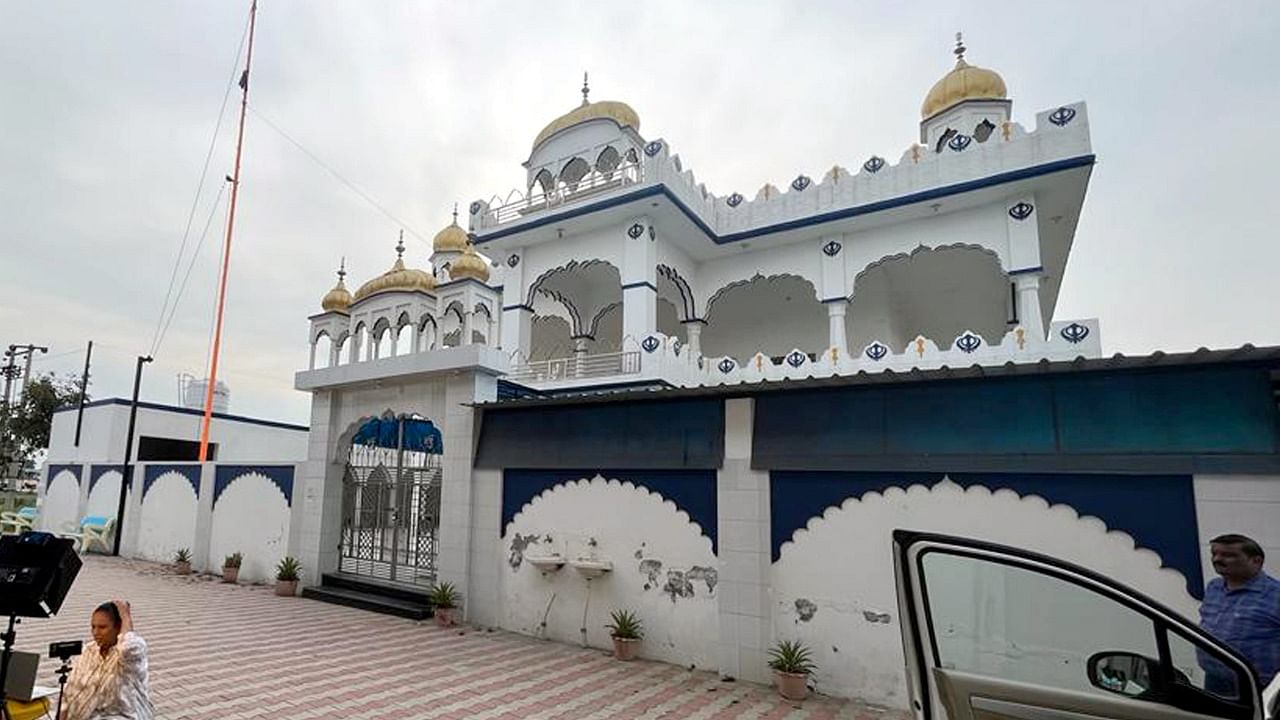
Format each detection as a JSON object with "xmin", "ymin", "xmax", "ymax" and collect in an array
[{"xmin": 1088, "ymin": 651, "xmax": 1161, "ymax": 700}]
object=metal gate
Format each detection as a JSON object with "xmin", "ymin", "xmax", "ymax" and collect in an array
[{"xmin": 339, "ymin": 414, "xmax": 442, "ymax": 585}]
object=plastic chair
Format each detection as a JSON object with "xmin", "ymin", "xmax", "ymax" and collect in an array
[
  {"xmin": 0, "ymin": 506, "xmax": 38, "ymax": 536},
  {"xmin": 55, "ymin": 516, "xmax": 116, "ymax": 553}
]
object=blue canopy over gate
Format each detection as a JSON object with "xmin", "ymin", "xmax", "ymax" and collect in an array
[{"xmin": 351, "ymin": 414, "xmax": 443, "ymax": 454}]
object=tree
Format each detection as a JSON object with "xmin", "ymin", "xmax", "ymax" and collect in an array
[{"xmin": 0, "ymin": 372, "xmax": 88, "ymax": 478}]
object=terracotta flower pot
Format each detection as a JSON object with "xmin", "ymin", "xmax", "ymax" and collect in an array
[
  {"xmin": 774, "ymin": 671, "xmax": 809, "ymax": 701},
  {"xmin": 612, "ymin": 636, "xmax": 641, "ymax": 661},
  {"xmin": 175, "ymin": 561, "xmax": 191, "ymax": 575},
  {"xmin": 434, "ymin": 607, "xmax": 456, "ymax": 627},
  {"xmin": 222, "ymin": 566, "xmax": 239, "ymax": 584},
  {"xmin": 275, "ymin": 580, "xmax": 298, "ymax": 596}
]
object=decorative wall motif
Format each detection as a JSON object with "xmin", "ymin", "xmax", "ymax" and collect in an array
[
  {"xmin": 1008, "ymin": 201, "xmax": 1035, "ymax": 220},
  {"xmin": 955, "ymin": 332, "xmax": 982, "ymax": 353},
  {"xmin": 1060, "ymin": 322, "xmax": 1090, "ymax": 344},
  {"xmin": 142, "ymin": 464, "xmax": 200, "ymax": 499},
  {"xmin": 947, "ymin": 133, "xmax": 972, "ymax": 152},
  {"xmin": 469, "ymin": 200, "xmax": 483, "ymax": 215},
  {"xmin": 862, "ymin": 156, "xmax": 885, "ymax": 173},
  {"xmin": 864, "ymin": 342, "xmax": 889, "ymax": 361},
  {"xmin": 506, "ymin": 254, "xmax": 520, "ymax": 268},
  {"xmin": 1050, "ymin": 106, "xmax": 1078, "ymax": 127},
  {"xmin": 137, "ymin": 468, "xmax": 199, "ymax": 564},
  {"xmin": 769, "ymin": 473, "xmax": 1201, "ymax": 708},
  {"xmin": 790, "ymin": 175, "xmax": 811, "ymax": 192},
  {"xmin": 644, "ymin": 140, "xmax": 663, "ymax": 157},
  {"xmin": 212, "ymin": 465, "xmax": 295, "ymax": 508},
  {"xmin": 641, "ymin": 335, "xmax": 661, "ymax": 353},
  {"xmin": 821, "ymin": 240, "xmax": 842, "ymax": 257},
  {"xmin": 89, "ymin": 464, "xmax": 126, "ymax": 493},
  {"xmin": 209, "ymin": 468, "xmax": 291, "ymax": 583},
  {"xmin": 725, "ymin": 192, "xmax": 744, "ymax": 207},
  {"xmin": 45, "ymin": 464, "xmax": 82, "ymax": 489},
  {"xmin": 626, "ymin": 223, "xmax": 645, "ymax": 239}
]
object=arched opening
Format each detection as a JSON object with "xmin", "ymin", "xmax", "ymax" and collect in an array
[
  {"xmin": 313, "ymin": 332, "xmax": 333, "ymax": 369},
  {"xmin": 473, "ymin": 304, "xmax": 492, "ymax": 346},
  {"xmin": 702, "ymin": 274, "xmax": 825, "ymax": 362},
  {"xmin": 526, "ymin": 260, "xmax": 622, "ymax": 358},
  {"xmin": 530, "ymin": 315, "xmax": 573, "ymax": 361},
  {"xmin": 848, "ymin": 245, "xmax": 1008, "ymax": 352},
  {"xmin": 333, "ymin": 333, "xmax": 349, "ymax": 366},
  {"xmin": 393, "ymin": 312, "xmax": 413, "ymax": 356},
  {"xmin": 351, "ymin": 323, "xmax": 367, "ymax": 363},
  {"xmin": 418, "ymin": 316, "xmax": 437, "ymax": 352},
  {"xmin": 441, "ymin": 302, "xmax": 465, "ymax": 348},
  {"xmin": 559, "ymin": 157, "xmax": 590, "ymax": 191},
  {"xmin": 532, "ymin": 168, "xmax": 555, "ymax": 197},
  {"xmin": 595, "ymin": 146, "xmax": 621, "ymax": 177},
  {"xmin": 371, "ymin": 318, "xmax": 392, "ymax": 359}
]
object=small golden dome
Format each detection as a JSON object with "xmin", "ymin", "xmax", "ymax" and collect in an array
[
  {"xmin": 532, "ymin": 75, "xmax": 640, "ymax": 151},
  {"xmin": 921, "ymin": 36, "xmax": 1007, "ymax": 119},
  {"xmin": 353, "ymin": 236, "xmax": 436, "ymax": 302},
  {"xmin": 321, "ymin": 261, "xmax": 352, "ymax": 313},
  {"xmin": 433, "ymin": 207, "xmax": 470, "ymax": 253},
  {"xmin": 449, "ymin": 244, "xmax": 491, "ymax": 283}
]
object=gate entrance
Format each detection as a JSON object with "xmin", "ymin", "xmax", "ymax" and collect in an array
[{"xmin": 339, "ymin": 413, "xmax": 442, "ymax": 585}]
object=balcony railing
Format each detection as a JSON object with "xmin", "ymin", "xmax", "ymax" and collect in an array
[
  {"xmin": 485, "ymin": 162, "xmax": 644, "ymax": 226},
  {"xmin": 508, "ymin": 350, "xmax": 641, "ymax": 383}
]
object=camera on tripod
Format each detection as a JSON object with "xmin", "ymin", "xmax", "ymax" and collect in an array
[
  {"xmin": 0, "ymin": 531, "xmax": 82, "ymax": 720},
  {"xmin": 47, "ymin": 642, "xmax": 81, "ymax": 663}
]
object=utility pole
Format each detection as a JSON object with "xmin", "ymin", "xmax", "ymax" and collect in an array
[
  {"xmin": 73, "ymin": 341, "xmax": 93, "ymax": 447},
  {"xmin": 1, "ymin": 344, "xmax": 48, "ymax": 406},
  {"xmin": 114, "ymin": 354, "xmax": 152, "ymax": 557}
]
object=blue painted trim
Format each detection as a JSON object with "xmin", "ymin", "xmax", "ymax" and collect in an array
[
  {"xmin": 45, "ymin": 464, "xmax": 82, "ymax": 488},
  {"xmin": 569, "ymin": 334, "xmax": 596, "ymax": 341},
  {"xmin": 769, "ymin": 471, "xmax": 1205, "ymax": 599},
  {"xmin": 680, "ymin": 318, "xmax": 708, "ymax": 325},
  {"xmin": 213, "ymin": 465, "xmax": 295, "ymax": 509},
  {"xmin": 502, "ymin": 469, "xmax": 718, "ymax": 553},
  {"xmin": 435, "ymin": 277, "xmax": 496, "ymax": 291},
  {"xmin": 502, "ymin": 303, "xmax": 535, "ymax": 313},
  {"xmin": 1009, "ymin": 265, "xmax": 1045, "ymax": 276},
  {"xmin": 526, "ymin": 378, "xmax": 677, "ymax": 397},
  {"xmin": 821, "ymin": 297, "xmax": 849, "ymax": 304},
  {"xmin": 53, "ymin": 398, "xmax": 309, "ymax": 432},
  {"xmin": 475, "ymin": 155, "xmax": 1096, "ymax": 246},
  {"xmin": 621, "ymin": 281, "xmax": 658, "ymax": 293},
  {"xmin": 142, "ymin": 464, "xmax": 201, "ymax": 499},
  {"xmin": 89, "ymin": 464, "xmax": 127, "ymax": 494}
]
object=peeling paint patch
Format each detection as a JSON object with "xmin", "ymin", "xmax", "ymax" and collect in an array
[
  {"xmin": 639, "ymin": 559, "xmax": 663, "ymax": 590},
  {"xmin": 862, "ymin": 610, "xmax": 892, "ymax": 624},
  {"xmin": 686, "ymin": 566, "xmax": 718, "ymax": 593},
  {"xmin": 634, "ymin": 542, "xmax": 646, "ymax": 560},
  {"xmin": 508, "ymin": 533, "xmax": 539, "ymax": 571},
  {"xmin": 663, "ymin": 569, "xmax": 695, "ymax": 602},
  {"xmin": 795, "ymin": 598, "xmax": 818, "ymax": 622}
]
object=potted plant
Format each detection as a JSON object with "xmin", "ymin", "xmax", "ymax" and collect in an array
[
  {"xmin": 222, "ymin": 552, "xmax": 242, "ymax": 584},
  {"xmin": 768, "ymin": 640, "xmax": 816, "ymax": 701},
  {"xmin": 275, "ymin": 556, "xmax": 301, "ymax": 596},
  {"xmin": 605, "ymin": 609, "xmax": 643, "ymax": 661},
  {"xmin": 429, "ymin": 582, "xmax": 460, "ymax": 627},
  {"xmin": 173, "ymin": 548, "xmax": 192, "ymax": 575}
]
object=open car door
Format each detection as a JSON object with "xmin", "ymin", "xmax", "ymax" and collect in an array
[{"xmin": 893, "ymin": 530, "xmax": 1267, "ymax": 720}]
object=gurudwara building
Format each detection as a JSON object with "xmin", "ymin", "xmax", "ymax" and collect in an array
[{"xmin": 56, "ymin": 40, "xmax": 1273, "ymax": 707}]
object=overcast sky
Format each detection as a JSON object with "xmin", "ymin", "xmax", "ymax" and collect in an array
[{"xmin": 2, "ymin": 1, "xmax": 1278, "ymax": 426}]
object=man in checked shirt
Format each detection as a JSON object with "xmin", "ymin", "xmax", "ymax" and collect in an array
[{"xmin": 1199, "ymin": 534, "xmax": 1280, "ymax": 696}]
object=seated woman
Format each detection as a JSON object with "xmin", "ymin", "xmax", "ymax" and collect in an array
[{"xmin": 62, "ymin": 600, "xmax": 155, "ymax": 720}]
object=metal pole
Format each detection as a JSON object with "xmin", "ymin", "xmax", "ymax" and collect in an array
[
  {"xmin": 18, "ymin": 346, "xmax": 46, "ymax": 401},
  {"xmin": 198, "ymin": 0, "xmax": 257, "ymax": 461},
  {"xmin": 1, "ymin": 346, "xmax": 16, "ymax": 408},
  {"xmin": 114, "ymin": 355, "xmax": 152, "ymax": 556},
  {"xmin": 74, "ymin": 340, "xmax": 93, "ymax": 447}
]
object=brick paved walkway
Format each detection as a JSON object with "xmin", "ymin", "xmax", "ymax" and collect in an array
[{"xmin": 11, "ymin": 557, "xmax": 905, "ymax": 719}]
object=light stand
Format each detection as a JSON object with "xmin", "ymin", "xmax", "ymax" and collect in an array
[
  {"xmin": 0, "ymin": 613, "xmax": 20, "ymax": 720},
  {"xmin": 52, "ymin": 655, "xmax": 74, "ymax": 720}
]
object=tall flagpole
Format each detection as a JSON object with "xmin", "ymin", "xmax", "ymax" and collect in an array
[{"xmin": 199, "ymin": 0, "xmax": 258, "ymax": 462}]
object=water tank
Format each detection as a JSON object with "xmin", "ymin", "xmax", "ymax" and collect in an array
[{"xmin": 180, "ymin": 376, "xmax": 230, "ymax": 413}]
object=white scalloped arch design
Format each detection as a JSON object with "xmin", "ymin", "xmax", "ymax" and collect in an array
[
  {"xmin": 137, "ymin": 472, "xmax": 198, "ymax": 563},
  {"xmin": 501, "ymin": 475, "xmax": 717, "ymax": 670},
  {"xmin": 40, "ymin": 471, "xmax": 80, "ymax": 533},
  {"xmin": 772, "ymin": 477, "xmax": 1198, "ymax": 709},
  {"xmin": 209, "ymin": 472, "xmax": 290, "ymax": 584}
]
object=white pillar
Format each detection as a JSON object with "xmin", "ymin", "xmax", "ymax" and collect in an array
[
  {"xmin": 685, "ymin": 321, "xmax": 704, "ymax": 357},
  {"xmin": 308, "ymin": 341, "xmax": 317, "ymax": 370},
  {"xmin": 350, "ymin": 332, "xmax": 361, "ymax": 364},
  {"xmin": 330, "ymin": 338, "xmax": 342, "ymax": 367},
  {"xmin": 1015, "ymin": 274, "xmax": 1045, "ymax": 341},
  {"xmin": 622, "ymin": 217, "xmax": 657, "ymax": 343},
  {"xmin": 572, "ymin": 335, "xmax": 589, "ymax": 376},
  {"xmin": 826, "ymin": 301, "xmax": 848, "ymax": 359},
  {"xmin": 390, "ymin": 327, "xmax": 399, "ymax": 357},
  {"xmin": 463, "ymin": 309, "xmax": 475, "ymax": 346}
]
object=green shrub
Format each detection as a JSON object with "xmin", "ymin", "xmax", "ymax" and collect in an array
[
  {"xmin": 767, "ymin": 640, "xmax": 815, "ymax": 675},
  {"xmin": 605, "ymin": 609, "xmax": 643, "ymax": 640}
]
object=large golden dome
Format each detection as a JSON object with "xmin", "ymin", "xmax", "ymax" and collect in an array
[
  {"xmin": 433, "ymin": 208, "xmax": 470, "ymax": 253},
  {"xmin": 532, "ymin": 76, "xmax": 639, "ymax": 151},
  {"xmin": 921, "ymin": 37, "xmax": 1007, "ymax": 119},
  {"xmin": 320, "ymin": 262, "xmax": 352, "ymax": 313},
  {"xmin": 449, "ymin": 244, "xmax": 491, "ymax": 284},
  {"xmin": 353, "ymin": 238, "xmax": 436, "ymax": 302}
]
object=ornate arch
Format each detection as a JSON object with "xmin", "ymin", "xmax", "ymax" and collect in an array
[
  {"xmin": 850, "ymin": 242, "xmax": 1007, "ymax": 299},
  {"xmin": 705, "ymin": 272, "xmax": 819, "ymax": 320},
  {"xmin": 657, "ymin": 264, "xmax": 697, "ymax": 321}
]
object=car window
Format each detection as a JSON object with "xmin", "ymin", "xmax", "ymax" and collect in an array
[
  {"xmin": 1168, "ymin": 628, "xmax": 1241, "ymax": 701},
  {"xmin": 921, "ymin": 551, "xmax": 1160, "ymax": 695}
]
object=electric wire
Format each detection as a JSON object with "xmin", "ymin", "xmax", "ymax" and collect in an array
[{"xmin": 153, "ymin": 182, "xmax": 230, "ymax": 355}]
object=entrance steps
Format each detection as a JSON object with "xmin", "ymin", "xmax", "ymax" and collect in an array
[{"xmin": 301, "ymin": 572, "xmax": 434, "ymax": 621}]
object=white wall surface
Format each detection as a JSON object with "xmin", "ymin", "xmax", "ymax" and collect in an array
[
  {"xmin": 209, "ymin": 472, "xmax": 291, "ymax": 584},
  {"xmin": 136, "ymin": 472, "xmax": 199, "ymax": 563},
  {"xmin": 500, "ymin": 476, "xmax": 719, "ymax": 670},
  {"xmin": 771, "ymin": 477, "xmax": 1197, "ymax": 709},
  {"xmin": 86, "ymin": 471, "xmax": 126, "ymax": 519},
  {"xmin": 40, "ymin": 471, "xmax": 80, "ymax": 532}
]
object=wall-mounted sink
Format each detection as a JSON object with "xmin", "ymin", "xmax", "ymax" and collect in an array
[
  {"xmin": 570, "ymin": 558, "xmax": 612, "ymax": 579},
  {"xmin": 525, "ymin": 554, "xmax": 567, "ymax": 573}
]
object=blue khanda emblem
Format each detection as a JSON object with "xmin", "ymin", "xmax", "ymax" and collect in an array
[
  {"xmin": 726, "ymin": 193, "xmax": 744, "ymax": 207},
  {"xmin": 627, "ymin": 223, "xmax": 645, "ymax": 239},
  {"xmin": 1061, "ymin": 323, "xmax": 1090, "ymax": 344},
  {"xmin": 1049, "ymin": 106, "xmax": 1077, "ymax": 127},
  {"xmin": 786, "ymin": 350, "xmax": 806, "ymax": 368},
  {"xmin": 822, "ymin": 240, "xmax": 842, "ymax": 257},
  {"xmin": 641, "ymin": 336, "xmax": 661, "ymax": 353},
  {"xmin": 644, "ymin": 140, "xmax": 663, "ymax": 157},
  {"xmin": 717, "ymin": 357, "xmax": 736, "ymax": 374},
  {"xmin": 1008, "ymin": 202, "xmax": 1034, "ymax": 221},
  {"xmin": 790, "ymin": 175, "xmax": 811, "ymax": 192},
  {"xmin": 468, "ymin": 200, "xmax": 483, "ymax": 215},
  {"xmin": 862, "ymin": 156, "xmax": 885, "ymax": 173},
  {"xmin": 947, "ymin": 134, "xmax": 972, "ymax": 152},
  {"xmin": 865, "ymin": 342, "xmax": 888, "ymax": 361},
  {"xmin": 956, "ymin": 333, "xmax": 982, "ymax": 353}
]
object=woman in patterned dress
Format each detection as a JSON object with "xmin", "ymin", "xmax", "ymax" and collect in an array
[{"xmin": 61, "ymin": 600, "xmax": 155, "ymax": 720}]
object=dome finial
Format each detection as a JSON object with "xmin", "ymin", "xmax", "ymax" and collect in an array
[
  {"xmin": 451, "ymin": 202, "xmax": 459, "ymax": 226},
  {"xmin": 581, "ymin": 71, "xmax": 590, "ymax": 106},
  {"xmin": 395, "ymin": 230, "xmax": 405, "ymax": 259},
  {"xmin": 954, "ymin": 32, "xmax": 966, "ymax": 64},
  {"xmin": 337, "ymin": 256, "xmax": 346, "ymax": 282}
]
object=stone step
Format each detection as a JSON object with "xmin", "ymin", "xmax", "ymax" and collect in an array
[
  {"xmin": 300, "ymin": 584, "xmax": 432, "ymax": 621},
  {"xmin": 318, "ymin": 572, "xmax": 433, "ymax": 604}
]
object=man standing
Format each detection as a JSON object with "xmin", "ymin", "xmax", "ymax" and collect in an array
[{"xmin": 1200, "ymin": 534, "xmax": 1280, "ymax": 693}]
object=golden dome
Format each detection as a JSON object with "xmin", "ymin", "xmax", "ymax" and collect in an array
[
  {"xmin": 921, "ymin": 36, "xmax": 1007, "ymax": 119},
  {"xmin": 449, "ymin": 244, "xmax": 491, "ymax": 283},
  {"xmin": 531, "ymin": 75, "xmax": 640, "ymax": 151},
  {"xmin": 433, "ymin": 207, "xmax": 470, "ymax": 253},
  {"xmin": 320, "ymin": 261, "xmax": 352, "ymax": 313},
  {"xmin": 352, "ymin": 237, "xmax": 436, "ymax": 302}
]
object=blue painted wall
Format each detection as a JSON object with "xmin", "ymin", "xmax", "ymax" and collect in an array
[
  {"xmin": 770, "ymin": 471, "xmax": 1205, "ymax": 598},
  {"xmin": 502, "ymin": 469, "xmax": 718, "ymax": 552}
]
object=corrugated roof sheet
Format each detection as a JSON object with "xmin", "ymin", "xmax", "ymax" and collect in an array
[{"xmin": 476, "ymin": 344, "xmax": 1280, "ymax": 409}]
